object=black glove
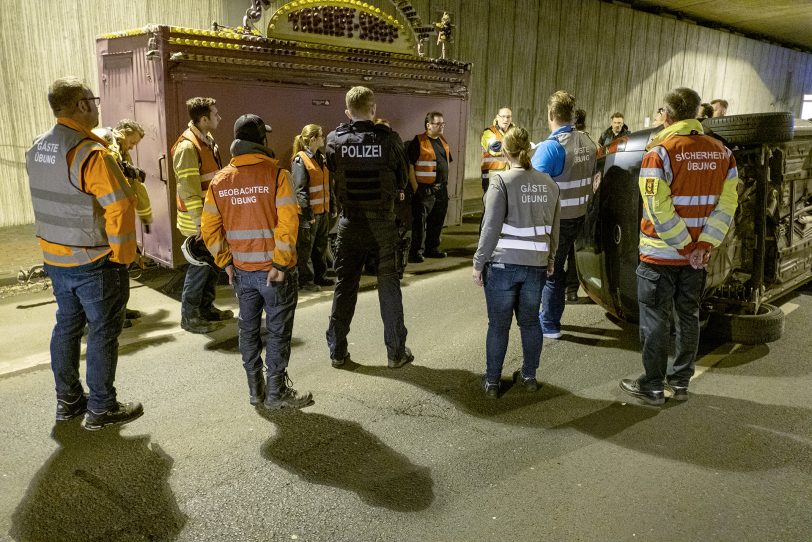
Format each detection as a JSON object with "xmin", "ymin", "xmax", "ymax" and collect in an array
[{"xmin": 488, "ymin": 140, "xmax": 502, "ymax": 153}]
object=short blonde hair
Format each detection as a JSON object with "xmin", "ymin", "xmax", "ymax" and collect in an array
[
  {"xmin": 115, "ymin": 119, "xmax": 145, "ymax": 137},
  {"xmin": 345, "ymin": 86, "xmax": 375, "ymax": 116}
]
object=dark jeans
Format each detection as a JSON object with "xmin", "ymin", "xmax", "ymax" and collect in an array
[
  {"xmin": 181, "ymin": 262, "xmax": 218, "ymax": 319},
  {"xmin": 327, "ymin": 214, "xmax": 408, "ymax": 360},
  {"xmin": 636, "ymin": 262, "xmax": 706, "ymax": 391},
  {"xmin": 45, "ymin": 258, "xmax": 129, "ymax": 412},
  {"xmin": 233, "ymin": 267, "xmax": 298, "ymax": 378},
  {"xmin": 565, "ymin": 243, "xmax": 579, "ymax": 296},
  {"xmin": 484, "ymin": 263, "xmax": 547, "ymax": 383},
  {"xmin": 410, "ymin": 183, "xmax": 448, "ymax": 256},
  {"xmin": 541, "ymin": 217, "xmax": 583, "ymax": 333},
  {"xmin": 297, "ymin": 213, "xmax": 330, "ymax": 285}
]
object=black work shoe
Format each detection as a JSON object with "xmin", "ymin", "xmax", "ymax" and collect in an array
[
  {"xmin": 247, "ymin": 373, "xmax": 265, "ymax": 406},
  {"xmin": 203, "ymin": 307, "xmax": 234, "ymax": 321},
  {"xmin": 331, "ymin": 353, "xmax": 351, "ymax": 368},
  {"xmin": 125, "ymin": 308, "xmax": 142, "ymax": 319},
  {"xmin": 314, "ymin": 277, "xmax": 335, "ymax": 287},
  {"xmin": 408, "ymin": 254, "xmax": 424, "ymax": 264},
  {"xmin": 619, "ymin": 379, "xmax": 665, "ymax": 406},
  {"xmin": 566, "ymin": 292, "xmax": 579, "ymax": 303},
  {"xmin": 56, "ymin": 394, "xmax": 88, "ymax": 421},
  {"xmin": 265, "ymin": 387, "xmax": 314, "ymax": 410},
  {"xmin": 424, "ymin": 250, "xmax": 447, "ymax": 259},
  {"xmin": 181, "ymin": 316, "xmax": 218, "ymax": 334},
  {"xmin": 512, "ymin": 370, "xmax": 540, "ymax": 392},
  {"xmin": 387, "ymin": 347, "xmax": 414, "ymax": 369},
  {"xmin": 122, "ymin": 319, "xmax": 133, "ymax": 329},
  {"xmin": 665, "ymin": 382, "xmax": 689, "ymax": 401},
  {"xmin": 82, "ymin": 402, "xmax": 144, "ymax": 431},
  {"xmin": 299, "ymin": 282, "xmax": 321, "ymax": 292},
  {"xmin": 483, "ymin": 379, "xmax": 499, "ymax": 399}
]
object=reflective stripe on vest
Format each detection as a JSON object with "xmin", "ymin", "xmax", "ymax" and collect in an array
[
  {"xmin": 209, "ymin": 159, "xmax": 281, "ymax": 270},
  {"xmin": 496, "ymin": 239, "xmax": 549, "ymax": 252},
  {"xmin": 297, "ymin": 150, "xmax": 330, "ymax": 214},
  {"xmin": 551, "ymin": 130, "xmax": 596, "ymax": 220},
  {"xmin": 639, "ymin": 135, "xmax": 736, "ymax": 265},
  {"xmin": 26, "ymin": 124, "xmax": 109, "ymax": 247},
  {"xmin": 414, "ymin": 133, "xmax": 451, "ymax": 184},
  {"xmin": 172, "ymin": 128, "xmax": 222, "ymax": 213}
]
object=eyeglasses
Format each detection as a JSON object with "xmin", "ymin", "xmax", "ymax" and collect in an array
[
  {"xmin": 430, "ymin": 122, "xmax": 446, "ymax": 126},
  {"xmin": 656, "ymin": 107, "xmax": 665, "ymax": 113},
  {"xmin": 79, "ymin": 96, "xmax": 101, "ymax": 106},
  {"xmin": 497, "ymin": 114, "xmax": 512, "ymax": 119}
]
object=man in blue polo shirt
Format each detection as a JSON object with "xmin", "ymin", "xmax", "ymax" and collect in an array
[{"xmin": 532, "ymin": 91, "xmax": 596, "ymax": 339}]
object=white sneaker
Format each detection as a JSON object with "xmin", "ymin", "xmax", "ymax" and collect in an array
[{"xmin": 543, "ymin": 331, "xmax": 562, "ymax": 340}]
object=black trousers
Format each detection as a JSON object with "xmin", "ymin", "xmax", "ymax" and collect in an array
[
  {"xmin": 636, "ymin": 262, "xmax": 706, "ymax": 390},
  {"xmin": 326, "ymin": 214, "xmax": 408, "ymax": 360},
  {"xmin": 410, "ymin": 184, "xmax": 448, "ymax": 257},
  {"xmin": 296, "ymin": 213, "xmax": 330, "ymax": 285}
]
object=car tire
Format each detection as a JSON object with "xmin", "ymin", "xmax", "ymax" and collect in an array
[
  {"xmin": 702, "ymin": 113, "xmax": 794, "ymax": 146},
  {"xmin": 704, "ymin": 303, "xmax": 784, "ymax": 344}
]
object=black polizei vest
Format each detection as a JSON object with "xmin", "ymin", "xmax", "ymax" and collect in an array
[
  {"xmin": 328, "ymin": 121, "xmax": 396, "ymax": 219},
  {"xmin": 551, "ymin": 129, "xmax": 596, "ymax": 220},
  {"xmin": 26, "ymin": 124, "xmax": 108, "ymax": 247}
]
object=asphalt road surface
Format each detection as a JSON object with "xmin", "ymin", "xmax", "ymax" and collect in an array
[{"xmin": 1, "ymin": 268, "xmax": 810, "ymax": 541}]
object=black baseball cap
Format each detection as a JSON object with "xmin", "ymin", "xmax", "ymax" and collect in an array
[{"xmin": 234, "ymin": 114, "xmax": 272, "ymax": 144}]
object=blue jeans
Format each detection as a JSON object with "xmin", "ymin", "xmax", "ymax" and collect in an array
[
  {"xmin": 45, "ymin": 258, "xmax": 129, "ymax": 411},
  {"xmin": 484, "ymin": 263, "xmax": 547, "ymax": 383},
  {"xmin": 181, "ymin": 263, "xmax": 218, "ymax": 319},
  {"xmin": 636, "ymin": 262, "xmax": 705, "ymax": 391},
  {"xmin": 541, "ymin": 217, "xmax": 583, "ymax": 334},
  {"xmin": 232, "ymin": 267, "xmax": 298, "ymax": 378},
  {"xmin": 327, "ymin": 214, "xmax": 407, "ymax": 360}
]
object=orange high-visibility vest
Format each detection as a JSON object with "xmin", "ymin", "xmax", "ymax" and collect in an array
[
  {"xmin": 296, "ymin": 150, "xmax": 330, "ymax": 215},
  {"xmin": 413, "ymin": 133, "xmax": 451, "ymax": 184},
  {"xmin": 171, "ymin": 128, "xmax": 222, "ymax": 212}
]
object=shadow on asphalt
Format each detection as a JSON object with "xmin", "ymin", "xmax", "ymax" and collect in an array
[
  {"xmin": 257, "ymin": 409, "xmax": 434, "ymax": 512},
  {"xmin": 10, "ymin": 421, "xmax": 185, "ymax": 541},
  {"xmin": 348, "ymin": 363, "xmax": 811, "ymax": 473}
]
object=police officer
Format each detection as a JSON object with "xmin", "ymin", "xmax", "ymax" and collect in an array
[{"xmin": 325, "ymin": 86, "xmax": 413, "ymax": 369}]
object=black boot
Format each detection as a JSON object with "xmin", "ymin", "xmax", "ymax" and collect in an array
[
  {"xmin": 264, "ymin": 371, "xmax": 313, "ymax": 410},
  {"xmin": 247, "ymin": 371, "xmax": 265, "ymax": 406},
  {"xmin": 181, "ymin": 309, "xmax": 218, "ymax": 334}
]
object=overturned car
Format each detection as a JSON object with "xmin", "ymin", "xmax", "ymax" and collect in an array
[{"xmin": 577, "ymin": 113, "xmax": 812, "ymax": 344}]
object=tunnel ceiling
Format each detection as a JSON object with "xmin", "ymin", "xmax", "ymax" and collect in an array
[{"xmin": 629, "ymin": 0, "xmax": 812, "ymax": 51}]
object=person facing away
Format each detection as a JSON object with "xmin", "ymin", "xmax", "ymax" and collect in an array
[
  {"xmin": 480, "ymin": 106, "xmax": 514, "ymax": 193},
  {"xmin": 291, "ymin": 123, "xmax": 335, "ymax": 292},
  {"xmin": 25, "ymin": 76, "xmax": 143, "ymax": 430},
  {"xmin": 598, "ymin": 112, "xmax": 630, "ymax": 151},
  {"xmin": 407, "ymin": 110, "xmax": 453, "ymax": 262},
  {"xmin": 473, "ymin": 126, "xmax": 560, "ymax": 399},
  {"xmin": 531, "ymin": 90, "xmax": 597, "ymax": 340},
  {"xmin": 324, "ymin": 85, "xmax": 414, "ymax": 370},
  {"xmin": 619, "ymin": 87, "xmax": 739, "ymax": 406},
  {"xmin": 201, "ymin": 114, "xmax": 313, "ymax": 410},
  {"xmin": 171, "ymin": 96, "xmax": 233, "ymax": 334}
]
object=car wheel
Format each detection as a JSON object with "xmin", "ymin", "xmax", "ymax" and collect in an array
[
  {"xmin": 702, "ymin": 113, "xmax": 794, "ymax": 146},
  {"xmin": 704, "ymin": 303, "xmax": 784, "ymax": 344}
]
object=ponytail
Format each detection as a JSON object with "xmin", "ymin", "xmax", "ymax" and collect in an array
[
  {"xmin": 291, "ymin": 134, "xmax": 306, "ymax": 156},
  {"xmin": 502, "ymin": 126, "xmax": 532, "ymax": 170}
]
